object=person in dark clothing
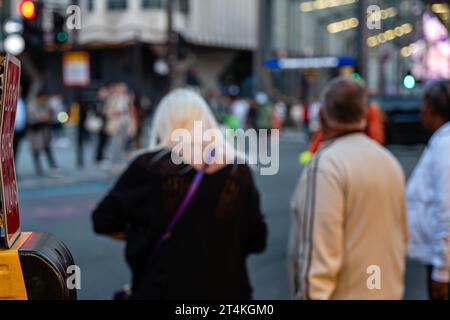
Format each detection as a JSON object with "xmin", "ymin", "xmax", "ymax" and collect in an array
[
  {"xmin": 95, "ymin": 85, "xmax": 111, "ymax": 164},
  {"xmin": 14, "ymin": 96, "xmax": 27, "ymax": 163},
  {"xmin": 27, "ymin": 92, "xmax": 58, "ymax": 176},
  {"xmin": 92, "ymin": 89, "xmax": 267, "ymax": 300},
  {"xmin": 77, "ymin": 93, "xmax": 90, "ymax": 168},
  {"xmin": 93, "ymin": 150, "xmax": 266, "ymax": 300}
]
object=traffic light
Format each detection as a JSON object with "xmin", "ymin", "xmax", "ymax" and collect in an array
[
  {"xmin": 18, "ymin": 0, "xmax": 43, "ymax": 51},
  {"xmin": 351, "ymin": 72, "xmax": 362, "ymax": 80},
  {"xmin": 18, "ymin": 0, "xmax": 37, "ymax": 20},
  {"xmin": 53, "ymin": 12, "xmax": 69, "ymax": 44},
  {"xmin": 403, "ymin": 73, "xmax": 416, "ymax": 90}
]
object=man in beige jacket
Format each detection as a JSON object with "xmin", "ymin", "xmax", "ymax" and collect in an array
[{"xmin": 288, "ymin": 77, "xmax": 408, "ymax": 300}]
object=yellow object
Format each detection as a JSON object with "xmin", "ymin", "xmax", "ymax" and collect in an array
[
  {"xmin": 0, "ymin": 233, "xmax": 31, "ymax": 300},
  {"xmin": 20, "ymin": 1, "xmax": 36, "ymax": 19},
  {"xmin": 68, "ymin": 102, "xmax": 80, "ymax": 125},
  {"xmin": 299, "ymin": 151, "xmax": 314, "ymax": 166}
]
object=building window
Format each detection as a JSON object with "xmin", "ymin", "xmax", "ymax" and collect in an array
[
  {"xmin": 178, "ymin": 0, "xmax": 189, "ymax": 14},
  {"xmin": 142, "ymin": 0, "xmax": 163, "ymax": 9},
  {"xmin": 107, "ymin": 0, "xmax": 127, "ymax": 11},
  {"xmin": 87, "ymin": 0, "xmax": 94, "ymax": 12}
]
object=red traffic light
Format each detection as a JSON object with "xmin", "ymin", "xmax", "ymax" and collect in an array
[{"xmin": 18, "ymin": 0, "xmax": 37, "ymax": 20}]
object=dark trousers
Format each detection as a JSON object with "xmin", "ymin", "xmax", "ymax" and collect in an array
[
  {"xmin": 96, "ymin": 129, "xmax": 109, "ymax": 163},
  {"xmin": 427, "ymin": 265, "xmax": 450, "ymax": 300},
  {"xmin": 33, "ymin": 147, "xmax": 57, "ymax": 175}
]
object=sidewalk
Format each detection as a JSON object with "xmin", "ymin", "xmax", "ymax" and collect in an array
[
  {"xmin": 15, "ymin": 127, "xmax": 119, "ymax": 191},
  {"xmin": 15, "ymin": 126, "xmax": 307, "ymax": 191}
]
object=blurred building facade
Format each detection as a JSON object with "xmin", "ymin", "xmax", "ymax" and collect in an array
[
  {"xmin": 270, "ymin": 0, "xmax": 360, "ymax": 100},
  {"xmin": 2, "ymin": 0, "xmax": 449, "ymax": 104},
  {"xmin": 269, "ymin": 0, "xmax": 427, "ymax": 101},
  {"xmin": 13, "ymin": 0, "xmax": 260, "ymax": 103}
]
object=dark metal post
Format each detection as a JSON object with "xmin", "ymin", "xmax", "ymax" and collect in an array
[
  {"xmin": 166, "ymin": 0, "xmax": 176, "ymax": 91},
  {"xmin": 357, "ymin": 0, "xmax": 368, "ymax": 80},
  {"xmin": 0, "ymin": 0, "xmax": 10, "ymax": 45},
  {"xmin": 253, "ymin": 0, "xmax": 272, "ymax": 94},
  {"xmin": 70, "ymin": 0, "xmax": 85, "ymax": 168}
]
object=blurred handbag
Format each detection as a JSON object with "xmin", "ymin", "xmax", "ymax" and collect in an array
[{"xmin": 85, "ymin": 111, "xmax": 104, "ymax": 133}]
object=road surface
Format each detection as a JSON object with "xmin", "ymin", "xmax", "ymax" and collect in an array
[{"xmin": 15, "ymin": 129, "xmax": 427, "ymax": 299}]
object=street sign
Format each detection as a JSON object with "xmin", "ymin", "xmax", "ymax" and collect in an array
[
  {"xmin": 265, "ymin": 56, "xmax": 356, "ymax": 71},
  {"xmin": 63, "ymin": 51, "xmax": 90, "ymax": 87},
  {"xmin": 0, "ymin": 53, "xmax": 21, "ymax": 249}
]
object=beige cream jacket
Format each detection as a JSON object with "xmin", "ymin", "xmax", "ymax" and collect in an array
[{"xmin": 288, "ymin": 133, "xmax": 408, "ymax": 300}]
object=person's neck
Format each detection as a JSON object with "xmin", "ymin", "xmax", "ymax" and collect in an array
[{"xmin": 322, "ymin": 128, "xmax": 362, "ymax": 141}]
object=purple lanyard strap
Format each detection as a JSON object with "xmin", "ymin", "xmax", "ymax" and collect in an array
[{"xmin": 150, "ymin": 149, "xmax": 214, "ymax": 258}]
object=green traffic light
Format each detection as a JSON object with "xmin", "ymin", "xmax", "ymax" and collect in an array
[
  {"xmin": 56, "ymin": 32, "xmax": 69, "ymax": 43},
  {"xmin": 403, "ymin": 75, "xmax": 416, "ymax": 90},
  {"xmin": 351, "ymin": 73, "xmax": 361, "ymax": 80}
]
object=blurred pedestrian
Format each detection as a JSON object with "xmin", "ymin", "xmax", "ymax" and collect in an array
[
  {"xmin": 229, "ymin": 88, "xmax": 250, "ymax": 129},
  {"xmin": 308, "ymin": 100, "xmax": 321, "ymax": 133},
  {"xmin": 129, "ymin": 90, "xmax": 143, "ymax": 150},
  {"xmin": 76, "ymin": 92, "xmax": 91, "ymax": 168},
  {"xmin": 104, "ymin": 83, "xmax": 132, "ymax": 170},
  {"xmin": 288, "ymin": 77, "xmax": 408, "ymax": 300},
  {"xmin": 254, "ymin": 92, "xmax": 272, "ymax": 130},
  {"xmin": 407, "ymin": 80, "xmax": 450, "ymax": 300},
  {"xmin": 48, "ymin": 94, "xmax": 66, "ymax": 140},
  {"xmin": 92, "ymin": 88, "xmax": 267, "ymax": 300},
  {"xmin": 94, "ymin": 85, "xmax": 111, "ymax": 165},
  {"xmin": 28, "ymin": 92, "xmax": 59, "ymax": 176},
  {"xmin": 290, "ymin": 102, "xmax": 303, "ymax": 130},
  {"xmin": 14, "ymin": 96, "xmax": 27, "ymax": 163},
  {"xmin": 205, "ymin": 88, "xmax": 227, "ymax": 124},
  {"xmin": 302, "ymin": 100, "xmax": 311, "ymax": 133},
  {"xmin": 271, "ymin": 101, "xmax": 285, "ymax": 132}
]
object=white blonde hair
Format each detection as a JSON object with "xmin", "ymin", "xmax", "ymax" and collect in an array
[
  {"xmin": 149, "ymin": 88, "xmax": 219, "ymax": 148},
  {"xmin": 149, "ymin": 88, "xmax": 248, "ymax": 166}
]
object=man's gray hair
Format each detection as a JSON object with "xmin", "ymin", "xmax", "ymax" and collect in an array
[{"xmin": 321, "ymin": 77, "xmax": 367, "ymax": 129}]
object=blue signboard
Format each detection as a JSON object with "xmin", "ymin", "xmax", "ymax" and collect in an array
[{"xmin": 265, "ymin": 56, "xmax": 356, "ymax": 70}]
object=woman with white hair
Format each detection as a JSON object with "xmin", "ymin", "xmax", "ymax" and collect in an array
[{"xmin": 92, "ymin": 88, "xmax": 267, "ymax": 300}]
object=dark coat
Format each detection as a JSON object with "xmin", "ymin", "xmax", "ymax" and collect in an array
[{"xmin": 92, "ymin": 150, "xmax": 267, "ymax": 300}]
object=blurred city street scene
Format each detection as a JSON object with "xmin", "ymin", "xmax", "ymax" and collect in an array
[
  {"xmin": 1, "ymin": 0, "xmax": 449, "ymax": 300},
  {"xmin": 16, "ymin": 127, "xmax": 427, "ymax": 299}
]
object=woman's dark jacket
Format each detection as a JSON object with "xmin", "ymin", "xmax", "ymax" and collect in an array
[{"xmin": 92, "ymin": 150, "xmax": 267, "ymax": 300}]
